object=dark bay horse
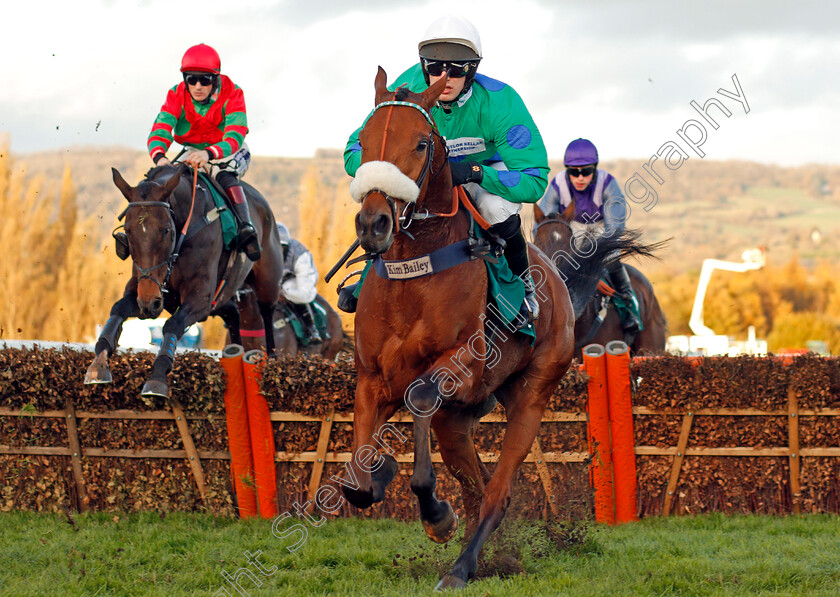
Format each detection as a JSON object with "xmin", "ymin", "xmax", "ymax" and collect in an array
[
  {"xmin": 342, "ymin": 67, "xmax": 655, "ymax": 589},
  {"xmin": 532, "ymin": 202, "xmax": 667, "ymax": 357},
  {"xmin": 232, "ymin": 286, "xmax": 346, "ymax": 360},
  {"xmin": 85, "ymin": 165, "xmax": 284, "ymax": 397}
]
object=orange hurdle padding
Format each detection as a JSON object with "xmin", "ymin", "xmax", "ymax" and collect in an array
[
  {"xmin": 220, "ymin": 344, "xmax": 258, "ymax": 518},
  {"xmin": 242, "ymin": 349, "xmax": 278, "ymax": 518},
  {"xmin": 582, "ymin": 343, "xmax": 615, "ymax": 525},
  {"xmin": 605, "ymin": 340, "xmax": 638, "ymax": 524}
]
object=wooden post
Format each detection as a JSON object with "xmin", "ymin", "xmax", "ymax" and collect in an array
[
  {"xmin": 170, "ymin": 398, "xmax": 209, "ymax": 509},
  {"xmin": 663, "ymin": 412, "xmax": 694, "ymax": 516},
  {"xmin": 63, "ymin": 397, "xmax": 88, "ymax": 512},
  {"xmin": 787, "ymin": 386, "xmax": 801, "ymax": 514},
  {"xmin": 306, "ymin": 408, "xmax": 335, "ymax": 513},
  {"xmin": 530, "ymin": 438, "xmax": 560, "ymax": 519}
]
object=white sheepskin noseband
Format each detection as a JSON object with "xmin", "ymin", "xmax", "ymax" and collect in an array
[{"xmin": 349, "ymin": 161, "xmax": 420, "ymax": 204}]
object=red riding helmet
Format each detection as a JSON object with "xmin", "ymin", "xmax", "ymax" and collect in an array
[{"xmin": 180, "ymin": 44, "xmax": 221, "ymax": 74}]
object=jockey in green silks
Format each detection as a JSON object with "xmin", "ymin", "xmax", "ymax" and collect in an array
[{"xmin": 342, "ymin": 15, "xmax": 549, "ymax": 327}]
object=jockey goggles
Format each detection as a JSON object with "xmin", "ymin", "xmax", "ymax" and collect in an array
[
  {"xmin": 566, "ymin": 166, "xmax": 596, "ymax": 178},
  {"xmin": 422, "ymin": 58, "xmax": 475, "ymax": 78},
  {"xmin": 184, "ymin": 73, "xmax": 217, "ymax": 87}
]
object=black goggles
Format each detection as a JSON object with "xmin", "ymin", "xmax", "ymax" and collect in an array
[
  {"xmin": 184, "ymin": 73, "xmax": 217, "ymax": 87},
  {"xmin": 422, "ymin": 59, "xmax": 475, "ymax": 78},
  {"xmin": 566, "ymin": 166, "xmax": 596, "ymax": 178}
]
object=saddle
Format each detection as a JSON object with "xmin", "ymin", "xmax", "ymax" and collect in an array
[
  {"xmin": 574, "ymin": 277, "xmax": 642, "ymax": 350},
  {"xmin": 279, "ymin": 301, "xmax": 329, "ymax": 346},
  {"xmin": 191, "ymin": 171, "xmax": 238, "ymax": 248}
]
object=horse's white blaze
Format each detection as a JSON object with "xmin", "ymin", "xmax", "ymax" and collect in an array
[{"xmin": 350, "ymin": 161, "xmax": 420, "ymax": 204}]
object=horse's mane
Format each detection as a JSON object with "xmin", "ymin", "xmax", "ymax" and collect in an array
[{"xmin": 145, "ymin": 163, "xmax": 184, "ymax": 181}]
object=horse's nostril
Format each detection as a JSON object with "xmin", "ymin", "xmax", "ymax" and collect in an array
[{"xmin": 372, "ymin": 214, "xmax": 391, "ymax": 237}]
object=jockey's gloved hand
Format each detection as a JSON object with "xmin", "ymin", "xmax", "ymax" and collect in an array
[{"xmin": 450, "ymin": 160, "xmax": 483, "ymax": 186}]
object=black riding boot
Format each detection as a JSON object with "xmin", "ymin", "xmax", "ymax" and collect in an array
[
  {"xmin": 294, "ymin": 302, "xmax": 323, "ymax": 345},
  {"xmin": 225, "ymin": 185, "xmax": 261, "ymax": 262},
  {"xmin": 608, "ymin": 261, "xmax": 642, "ymax": 334},
  {"xmin": 490, "ymin": 214, "xmax": 538, "ymax": 326},
  {"xmin": 337, "ymin": 283, "xmax": 358, "ymax": 314}
]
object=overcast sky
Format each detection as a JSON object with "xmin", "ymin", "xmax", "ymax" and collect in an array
[{"xmin": 1, "ymin": 0, "xmax": 837, "ymax": 167}]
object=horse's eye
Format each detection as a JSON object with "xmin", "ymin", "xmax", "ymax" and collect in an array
[{"xmin": 416, "ymin": 139, "xmax": 429, "ymax": 152}]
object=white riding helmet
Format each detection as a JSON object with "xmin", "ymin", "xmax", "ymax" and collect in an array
[{"xmin": 418, "ymin": 15, "xmax": 482, "ymax": 61}]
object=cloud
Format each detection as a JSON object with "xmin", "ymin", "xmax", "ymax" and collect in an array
[{"xmin": 1, "ymin": 0, "xmax": 837, "ymax": 165}]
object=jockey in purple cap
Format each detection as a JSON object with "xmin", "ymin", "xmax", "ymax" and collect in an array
[{"xmin": 538, "ymin": 138, "xmax": 641, "ymax": 335}]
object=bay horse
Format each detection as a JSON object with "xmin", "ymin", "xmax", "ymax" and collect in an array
[
  {"xmin": 343, "ymin": 67, "xmax": 656, "ymax": 589},
  {"xmin": 85, "ymin": 165, "xmax": 284, "ymax": 397},
  {"xmin": 232, "ymin": 286, "xmax": 346, "ymax": 360},
  {"xmin": 532, "ymin": 202, "xmax": 667, "ymax": 357}
]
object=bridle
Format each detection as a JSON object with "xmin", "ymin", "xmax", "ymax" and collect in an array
[
  {"xmin": 360, "ymin": 99, "xmax": 448, "ymax": 236},
  {"xmin": 533, "ymin": 214, "xmax": 573, "ymax": 238},
  {"xmin": 121, "ymin": 200, "xmax": 178, "ymax": 295},
  {"xmin": 119, "ymin": 168, "xmax": 200, "ymax": 294}
]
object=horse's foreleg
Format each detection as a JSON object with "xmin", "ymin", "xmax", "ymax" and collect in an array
[
  {"xmin": 85, "ymin": 295, "xmax": 140, "ymax": 384},
  {"xmin": 432, "ymin": 410, "xmax": 488, "ymax": 544},
  {"xmin": 409, "ymin": 376, "xmax": 458, "ymax": 544},
  {"xmin": 341, "ymin": 376, "xmax": 399, "ymax": 509},
  {"xmin": 216, "ymin": 299, "xmax": 242, "ymax": 346},
  {"xmin": 438, "ymin": 393, "xmax": 547, "ymax": 590},
  {"xmin": 258, "ymin": 301, "xmax": 276, "ymax": 355},
  {"xmin": 141, "ymin": 309, "xmax": 191, "ymax": 398}
]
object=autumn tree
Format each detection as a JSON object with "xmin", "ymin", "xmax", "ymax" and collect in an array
[{"xmin": 0, "ymin": 139, "xmax": 127, "ymax": 342}]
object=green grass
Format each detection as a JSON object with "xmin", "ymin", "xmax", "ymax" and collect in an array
[{"xmin": 2, "ymin": 511, "xmax": 840, "ymax": 596}]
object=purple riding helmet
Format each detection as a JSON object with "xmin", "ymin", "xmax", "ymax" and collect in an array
[{"xmin": 564, "ymin": 138, "xmax": 599, "ymax": 166}]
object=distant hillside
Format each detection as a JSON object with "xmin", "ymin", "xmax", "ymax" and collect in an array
[
  {"xmin": 12, "ymin": 146, "xmax": 840, "ymax": 274},
  {"xmin": 11, "ymin": 146, "xmax": 349, "ymax": 241}
]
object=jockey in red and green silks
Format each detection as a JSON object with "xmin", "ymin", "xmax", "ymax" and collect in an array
[
  {"xmin": 343, "ymin": 16, "xmax": 549, "ymax": 325},
  {"xmin": 146, "ymin": 43, "xmax": 260, "ymax": 261}
]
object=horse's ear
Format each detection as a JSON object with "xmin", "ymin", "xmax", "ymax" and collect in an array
[
  {"xmin": 561, "ymin": 200, "xmax": 575, "ymax": 222},
  {"xmin": 421, "ymin": 75, "xmax": 448, "ymax": 109},
  {"xmin": 533, "ymin": 204, "xmax": 546, "ymax": 223},
  {"xmin": 374, "ymin": 66, "xmax": 388, "ymax": 104},
  {"xmin": 112, "ymin": 168, "xmax": 134, "ymax": 201}
]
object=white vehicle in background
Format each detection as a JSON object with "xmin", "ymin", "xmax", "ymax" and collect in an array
[{"xmin": 667, "ymin": 248, "xmax": 768, "ymax": 356}]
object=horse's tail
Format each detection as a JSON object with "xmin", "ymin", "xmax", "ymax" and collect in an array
[{"xmin": 552, "ymin": 229, "xmax": 666, "ymax": 320}]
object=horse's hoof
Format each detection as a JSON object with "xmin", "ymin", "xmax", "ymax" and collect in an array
[
  {"xmin": 423, "ymin": 501, "xmax": 458, "ymax": 544},
  {"xmin": 84, "ymin": 354, "xmax": 112, "ymax": 384},
  {"xmin": 341, "ymin": 487, "xmax": 374, "ymax": 509},
  {"xmin": 435, "ymin": 573, "xmax": 467, "ymax": 591},
  {"xmin": 141, "ymin": 379, "xmax": 169, "ymax": 398}
]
